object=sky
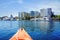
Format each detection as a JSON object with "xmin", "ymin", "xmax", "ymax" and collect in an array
[{"xmin": 0, "ymin": 0, "xmax": 60, "ymax": 17}]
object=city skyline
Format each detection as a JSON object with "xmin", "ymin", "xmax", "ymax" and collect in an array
[{"xmin": 0, "ymin": 0, "xmax": 60, "ymax": 17}]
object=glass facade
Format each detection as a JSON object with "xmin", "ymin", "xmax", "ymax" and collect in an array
[{"xmin": 40, "ymin": 8, "xmax": 53, "ymax": 17}]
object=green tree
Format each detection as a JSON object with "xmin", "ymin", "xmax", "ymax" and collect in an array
[{"xmin": 58, "ymin": 15, "xmax": 60, "ymax": 20}]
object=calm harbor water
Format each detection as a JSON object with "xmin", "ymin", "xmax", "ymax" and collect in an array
[{"xmin": 0, "ymin": 21, "xmax": 60, "ymax": 40}]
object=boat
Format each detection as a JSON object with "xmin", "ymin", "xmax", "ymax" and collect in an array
[
  {"xmin": 30, "ymin": 17, "xmax": 49, "ymax": 21},
  {"xmin": 9, "ymin": 28, "xmax": 33, "ymax": 40}
]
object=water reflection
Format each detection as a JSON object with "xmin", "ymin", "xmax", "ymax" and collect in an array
[
  {"xmin": 18, "ymin": 20, "xmax": 54, "ymax": 34},
  {"xmin": 32, "ymin": 21, "xmax": 37, "ymax": 31},
  {"xmin": 39, "ymin": 21, "xmax": 49, "ymax": 34},
  {"xmin": 0, "ymin": 21, "xmax": 60, "ymax": 40},
  {"xmin": 47, "ymin": 20, "xmax": 54, "ymax": 34},
  {"xmin": 18, "ymin": 21, "xmax": 21, "ymax": 29},
  {"xmin": 38, "ymin": 20, "xmax": 54, "ymax": 34},
  {"xmin": 26, "ymin": 21, "xmax": 36, "ymax": 32},
  {"xmin": 10, "ymin": 21, "xmax": 13, "ymax": 28}
]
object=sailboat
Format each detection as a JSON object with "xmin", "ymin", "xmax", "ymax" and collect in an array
[{"xmin": 9, "ymin": 12, "xmax": 33, "ymax": 40}]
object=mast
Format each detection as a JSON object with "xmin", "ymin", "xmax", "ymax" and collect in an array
[
  {"xmin": 22, "ymin": 12, "xmax": 24, "ymax": 28},
  {"xmin": 18, "ymin": 12, "xmax": 21, "ymax": 29},
  {"xmin": 35, "ymin": 12, "xmax": 36, "ymax": 21},
  {"xmin": 19, "ymin": 12, "xmax": 24, "ymax": 29}
]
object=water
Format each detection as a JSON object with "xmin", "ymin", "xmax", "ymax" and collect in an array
[{"xmin": 0, "ymin": 21, "xmax": 60, "ymax": 40}]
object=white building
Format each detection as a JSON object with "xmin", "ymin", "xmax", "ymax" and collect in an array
[
  {"xmin": 18, "ymin": 12, "xmax": 29, "ymax": 20},
  {"xmin": 40, "ymin": 8, "xmax": 53, "ymax": 21},
  {"xmin": 31, "ymin": 8, "xmax": 53, "ymax": 21},
  {"xmin": 40, "ymin": 8, "xmax": 52, "ymax": 18}
]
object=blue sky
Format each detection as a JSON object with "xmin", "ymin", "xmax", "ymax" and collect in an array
[{"xmin": 0, "ymin": 0, "xmax": 60, "ymax": 17}]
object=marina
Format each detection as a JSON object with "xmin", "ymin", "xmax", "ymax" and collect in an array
[{"xmin": 0, "ymin": 0, "xmax": 60, "ymax": 40}]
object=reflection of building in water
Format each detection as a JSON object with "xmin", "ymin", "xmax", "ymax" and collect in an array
[
  {"xmin": 39, "ymin": 20, "xmax": 54, "ymax": 34},
  {"xmin": 29, "ymin": 21, "xmax": 40, "ymax": 32},
  {"xmin": 10, "ymin": 21, "xmax": 13, "ymax": 28},
  {"xmin": 39, "ymin": 21, "xmax": 49, "ymax": 34},
  {"xmin": 30, "ymin": 21, "xmax": 37, "ymax": 31},
  {"xmin": 47, "ymin": 20, "xmax": 54, "ymax": 34},
  {"xmin": 34, "ymin": 21, "xmax": 38, "ymax": 31}
]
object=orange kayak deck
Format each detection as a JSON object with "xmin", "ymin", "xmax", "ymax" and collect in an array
[{"xmin": 9, "ymin": 28, "xmax": 33, "ymax": 40}]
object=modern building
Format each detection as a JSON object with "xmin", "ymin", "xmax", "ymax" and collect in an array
[
  {"xmin": 30, "ymin": 11, "xmax": 40, "ymax": 17},
  {"xmin": 40, "ymin": 8, "xmax": 53, "ymax": 18},
  {"xmin": 40, "ymin": 8, "xmax": 53, "ymax": 21},
  {"xmin": 30, "ymin": 11, "xmax": 41, "ymax": 21},
  {"xmin": 31, "ymin": 8, "xmax": 53, "ymax": 21},
  {"xmin": 18, "ymin": 12, "xmax": 30, "ymax": 20}
]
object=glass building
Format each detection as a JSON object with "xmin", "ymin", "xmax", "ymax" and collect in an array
[
  {"xmin": 40, "ymin": 8, "xmax": 53, "ymax": 18},
  {"xmin": 30, "ymin": 11, "xmax": 40, "ymax": 17}
]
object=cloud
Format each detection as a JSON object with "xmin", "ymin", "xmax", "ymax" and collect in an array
[
  {"xmin": 36, "ymin": 1, "xmax": 60, "ymax": 15},
  {"xmin": 0, "ymin": 1, "xmax": 16, "ymax": 8},
  {"xmin": 17, "ymin": 0, "xmax": 23, "ymax": 4},
  {"xmin": 0, "ymin": 0, "xmax": 23, "ymax": 8}
]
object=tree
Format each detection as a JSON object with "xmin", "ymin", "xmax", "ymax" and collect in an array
[{"xmin": 58, "ymin": 15, "xmax": 60, "ymax": 20}]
